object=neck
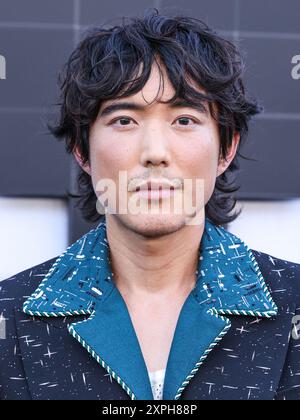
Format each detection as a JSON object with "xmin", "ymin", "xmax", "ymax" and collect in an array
[{"xmin": 105, "ymin": 216, "xmax": 205, "ymax": 300}]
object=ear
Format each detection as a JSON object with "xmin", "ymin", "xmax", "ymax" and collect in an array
[
  {"xmin": 217, "ymin": 132, "xmax": 240, "ymax": 177},
  {"xmin": 73, "ymin": 146, "xmax": 91, "ymax": 175}
]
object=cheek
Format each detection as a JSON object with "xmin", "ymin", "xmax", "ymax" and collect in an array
[
  {"xmin": 89, "ymin": 134, "xmax": 136, "ymax": 180},
  {"xmin": 178, "ymin": 138, "xmax": 219, "ymax": 180},
  {"xmin": 175, "ymin": 133, "xmax": 219, "ymax": 203},
  {"xmin": 190, "ymin": 152, "xmax": 218, "ymax": 203}
]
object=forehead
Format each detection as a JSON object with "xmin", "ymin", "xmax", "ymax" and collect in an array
[
  {"xmin": 135, "ymin": 62, "xmax": 174, "ymax": 104},
  {"xmin": 99, "ymin": 60, "xmax": 207, "ymax": 110}
]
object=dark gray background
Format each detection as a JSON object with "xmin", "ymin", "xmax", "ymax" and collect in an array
[{"xmin": 0, "ymin": 0, "xmax": 299, "ymax": 243}]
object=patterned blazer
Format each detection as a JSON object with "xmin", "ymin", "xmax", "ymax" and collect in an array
[{"xmin": 0, "ymin": 217, "xmax": 300, "ymax": 400}]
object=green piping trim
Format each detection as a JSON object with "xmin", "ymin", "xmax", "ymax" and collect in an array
[{"xmin": 23, "ymin": 308, "xmax": 93, "ymax": 317}]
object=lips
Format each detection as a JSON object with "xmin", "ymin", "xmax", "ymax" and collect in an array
[
  {"xmin": 135, "ymin": 187, "xmax": 177, "ymax": 200},
  {"xmin": 136, "ymin": 184, "xmax": 176, "ymax": 192},
  {"xmin": 129, "ymin": 178, "xmax": 181, "ymax": 192}
]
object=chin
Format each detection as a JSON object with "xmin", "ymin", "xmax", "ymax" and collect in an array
[{"xmin": 114, "ymin": 213, "xmax": 188, "ymax": 238}]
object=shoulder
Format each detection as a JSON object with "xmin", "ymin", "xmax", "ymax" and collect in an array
[
  {"xmin": 0, "ymin": 259, "xmax": 57, "ymax": 400},
  {"xmin": 0, "ymin": 257, "xmax": 57, "ymax": 314},
  {"xmin": 251, "ymin": 248, "xmax": 300, "ymax": 304}
]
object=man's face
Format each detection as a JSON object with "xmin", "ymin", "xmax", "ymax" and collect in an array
[{"xmin": 77, "ymin": 61, "xmax": 239, "ymax": 237}]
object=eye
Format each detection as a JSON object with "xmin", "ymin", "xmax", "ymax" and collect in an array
[
  {"xmin": 108, "ymin": 117, "xmax": 135, "ymax": 127},
  {"xmin": 174, "ymin": 116, "xmax": 199, "ymax": 126}
]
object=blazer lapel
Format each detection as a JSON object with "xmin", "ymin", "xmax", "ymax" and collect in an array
[
  {"xmin": 68, "ymin": 286, "xmax": 154, "ymax": 400},
  {"xmin": 162, "ymin": 294, "xmax": 231, "ymax": 400}
]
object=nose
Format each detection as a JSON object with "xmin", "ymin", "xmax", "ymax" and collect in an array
[{"xmin": 139, "ymin": 124, "xmax": 171, "ymax": 168}]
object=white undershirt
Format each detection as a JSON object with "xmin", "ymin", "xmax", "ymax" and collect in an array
[{"xmin": 148, "ymin": 368, "xmax": 166, "ymax": 400}]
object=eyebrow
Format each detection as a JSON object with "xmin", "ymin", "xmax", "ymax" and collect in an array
[{"xmin": 98, "ymin": 99, "xmax": 209, "ymax": 118}]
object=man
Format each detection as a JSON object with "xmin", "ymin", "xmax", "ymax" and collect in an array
[{"xmin": 1, "ymin": 10, "xmax": 300, "ymax": 401}]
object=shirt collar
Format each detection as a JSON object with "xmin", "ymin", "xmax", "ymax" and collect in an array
[{"xmin": 23, "ymin": 216, "xmax": 278, "ymax": 319}]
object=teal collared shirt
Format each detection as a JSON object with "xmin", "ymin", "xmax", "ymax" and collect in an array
[{"xmin": 23, "ymin": 217, "xmax": 278, "ymax": 400}]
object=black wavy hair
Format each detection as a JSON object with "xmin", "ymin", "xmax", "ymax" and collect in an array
[{"xmin": 49, "ymin": 8, "xmax": 263, "ymax": 226}]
